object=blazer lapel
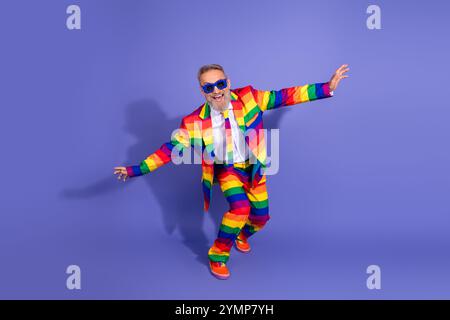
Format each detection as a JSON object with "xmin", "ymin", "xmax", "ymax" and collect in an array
[
  {"xmin": 230, "ymin": 91, "xmax": 246, "ymax": 134},
  {"xmin": 199, "ymin": 101, "xmax": 215, "ymax": 159}
]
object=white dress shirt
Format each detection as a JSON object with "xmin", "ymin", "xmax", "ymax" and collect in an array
[{"xmin": 210, "ymin": 102, "xmax": 248, "ymax": 163}]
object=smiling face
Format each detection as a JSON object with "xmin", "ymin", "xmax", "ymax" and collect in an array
[{"xmin": 199, "ymin": 69, "xmax": 231, "ymax": 112}]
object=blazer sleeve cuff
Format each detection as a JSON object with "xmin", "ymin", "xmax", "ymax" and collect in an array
[
  {"xmin": 126, "ymin": 165, "xmax": 143, "ymax": 177},
  {"xmin": 320, "ymin": 82, "xmax": 334, "ymax": 98}
]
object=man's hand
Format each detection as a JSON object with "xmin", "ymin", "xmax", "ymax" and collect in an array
[
  {"xmin": 114, "ymin": 166, "xmax": 129, "ymax": 182},
  {"xmin": 329, "ymin": 64, "xmax": 350, "ymax": 92}
]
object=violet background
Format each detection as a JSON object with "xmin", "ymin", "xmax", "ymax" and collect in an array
[{"xmin": 0, "ymin": 0, "xmax": 449, "ymax": 299}]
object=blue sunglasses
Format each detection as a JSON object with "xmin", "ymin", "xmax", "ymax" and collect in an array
[{"xmin": 201, "ymin": 78, "xmax": 228, "ymax": 94}]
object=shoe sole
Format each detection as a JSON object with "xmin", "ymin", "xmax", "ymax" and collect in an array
[{"xmin": 210, "ymin": 269, "xmax": 230, "ymax": 280}]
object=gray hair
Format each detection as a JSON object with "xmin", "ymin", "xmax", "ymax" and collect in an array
[{"xmin": 197, "ymin": 64, "xmax": 227, "ymax": 83}]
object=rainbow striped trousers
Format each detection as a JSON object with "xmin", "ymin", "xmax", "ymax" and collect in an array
[{"xmin": 208, "ymin": 162, "xmax": 270, "ymax": 263}]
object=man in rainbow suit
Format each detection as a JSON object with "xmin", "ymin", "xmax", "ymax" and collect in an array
[{"xmin": 114, "ymin": 64, "xmax": 349, "ymax": 279}]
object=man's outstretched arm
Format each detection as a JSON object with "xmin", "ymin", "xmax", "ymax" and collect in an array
[
  {"xmin": 251, "ymin": 64, "xmax": 349, "ymax": 112},
  {"xmin": 114, "ymin": 118, "xmax": 192, "ymax": 181}
]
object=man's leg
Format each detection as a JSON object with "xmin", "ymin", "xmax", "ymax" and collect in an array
[
  {"xmin": 240, "ymin": 175, "xmax": 270, "ymax": 240},
  {"xmin": 208, "ymin": 165, "xmax": 251, "ymax": 263}
]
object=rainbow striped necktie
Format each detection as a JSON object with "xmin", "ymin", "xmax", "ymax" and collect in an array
[{"xmin": 222, "ymin": 109, "xmax": 233, "ymax": 164}]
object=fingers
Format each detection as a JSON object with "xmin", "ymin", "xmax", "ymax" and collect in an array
[
  {"xmin": 336, "ymin": 74, "xmax": 349, "ymax": 82},
  {"xmin": 334, "ymin": 75, "xmax": 349, "ymax": 90},
  {"xmin": 335, "ymin": 65, "xmax": 344, "ymax": 74},
  {"xmin": 336, "ymin": 64, "xmax": 350, "ymax": 77},
  {"xmin": 114, "ymin": 167, "xmax": 127, "ymax": 174},
  {"xmin": 340, "ymin": 68, "xmax": 350, "ymax": 76},
  {"xmin": 114, "ymin": 166, "xmax": 129, "ymax": 181},
  {"xmin": 116, "ymin": 173, "xmax": 129, "ymax": 181},
  {"xmin": 336, "ymin": 75, "xmax": 349, "ymax": 82},
  {"xmin": 334, "ymin": 65, "xmax": 350, "ymax": 88},
  {"xmin": 336, "ymin": 64, "xmax": 349, "ymax": 73}
]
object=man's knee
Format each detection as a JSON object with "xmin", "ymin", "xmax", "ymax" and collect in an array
[
  {"xmin": 228, "ymin": 192, "xmax": 252, "ymax": 216},
  {"xmin": 230, "ymin": 202, "xmax": 251, "ymax": 216}
]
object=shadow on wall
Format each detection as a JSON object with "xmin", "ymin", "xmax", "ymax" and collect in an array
[{"xmin": 61, "ymin": 98, "xmax": 290, "ymax": 267}]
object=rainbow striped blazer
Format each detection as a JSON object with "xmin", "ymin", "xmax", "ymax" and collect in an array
[{"xmin": 126, "ymin": 82, "xmax": 333, "ymax": 211}]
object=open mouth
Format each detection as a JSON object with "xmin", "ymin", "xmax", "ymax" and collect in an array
[{"xmin": 212, "ymin": 93, "xmax": 224, "ymax": 101}]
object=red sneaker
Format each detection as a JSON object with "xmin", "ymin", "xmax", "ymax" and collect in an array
[
  {"xmin": 209, "ymin": 261, "xmax": 230, "ymax": 280},
  {"xmin": 235, "ymin": 233, "xmax": 251, "ymax": 253}
]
